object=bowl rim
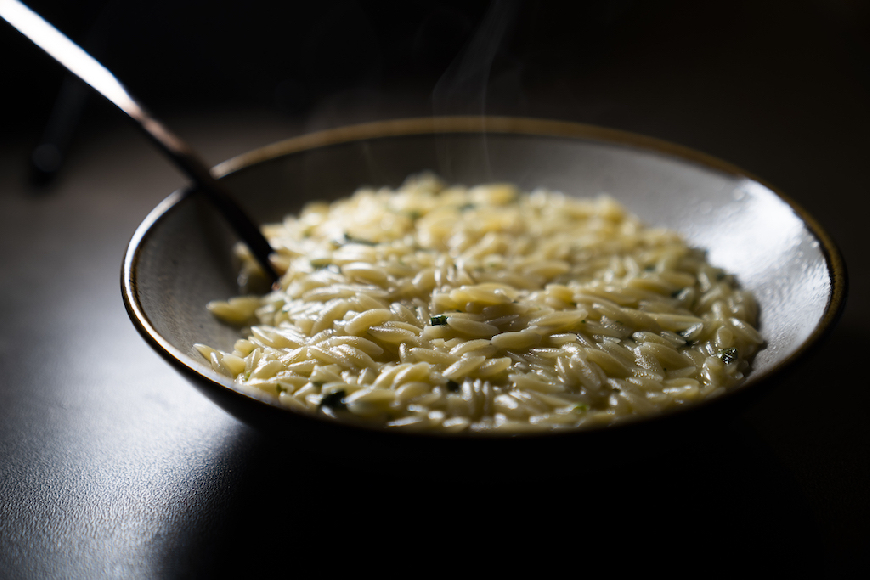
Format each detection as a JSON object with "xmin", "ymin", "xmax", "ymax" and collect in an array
[{"xmin": 121, "ymin": 116, "xmax": 848, "ymax": 440}]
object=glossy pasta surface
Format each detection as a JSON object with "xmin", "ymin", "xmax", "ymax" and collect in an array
[{"xmin": 196, "ymin": 175, "xmax": 762, "ymax": 432}]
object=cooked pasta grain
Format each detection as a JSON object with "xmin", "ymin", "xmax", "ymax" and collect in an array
[{"xmin": 196, "ymin": 174, "xmax": 762, "ymax": 432}]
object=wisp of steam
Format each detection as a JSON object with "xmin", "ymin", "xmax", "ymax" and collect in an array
[{"xmin": 431, "ymin": 0, "xmax": 521, "ymax": 179}]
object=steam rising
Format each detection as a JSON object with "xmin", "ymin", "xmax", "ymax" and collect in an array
[
  {"xmin": 432, "ymin": 0, "xmax": 521, "ymax": 117},
  {"xmin": 431, "ymin": 0, "xmax": 521, "ymax": 178}
]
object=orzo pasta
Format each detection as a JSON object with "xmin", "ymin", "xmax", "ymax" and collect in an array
[{"xmin": 195, "ymin": 174, "xmax": 762, "ymax": 432}]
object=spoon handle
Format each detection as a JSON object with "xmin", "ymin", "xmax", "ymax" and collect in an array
[{"xmin": 0, "ymin": 0, "xmax": 278, "ymax": 283}]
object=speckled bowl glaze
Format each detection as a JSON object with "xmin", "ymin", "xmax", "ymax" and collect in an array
[{"xmin": 122, "ymin": 117, "xmax": 846, "ymax": 469}]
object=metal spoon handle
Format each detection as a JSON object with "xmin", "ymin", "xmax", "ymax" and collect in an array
[{"xmin": 0, "ymin": 0, "xmax": 278, "ymax": 283}]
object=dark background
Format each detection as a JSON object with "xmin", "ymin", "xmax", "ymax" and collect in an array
[{"xmin": 2, "ymin": 0, "xmax": 868, "ymax": 577}]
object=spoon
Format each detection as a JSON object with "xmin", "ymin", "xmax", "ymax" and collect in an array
[{"xmin": 0, "ymin": 0, "xmax": 279, "ymax": 284}]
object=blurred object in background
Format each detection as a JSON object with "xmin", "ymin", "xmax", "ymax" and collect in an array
[
  {"xmin": 4, "ymin": 0, "xmax": 869, "ymax": 182},
  {"xmin": 26, "ymin": 0, "xmax": 117, "ymax": 184},
  {"xmin": 7, "ymin": 0, "xmax": 870, "ymax": 121},
  {"xmin": 4, "ymin": 1, "xmax": 651, "ymax": 130}
]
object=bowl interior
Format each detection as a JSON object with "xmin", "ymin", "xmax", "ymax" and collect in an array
[{"xmin": 123, "ymin": 118, "xmax": 845, "ymax": 442}]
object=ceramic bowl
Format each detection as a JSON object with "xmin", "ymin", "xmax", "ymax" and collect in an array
[{"xmin": 122, "ymin": 117, "xmax": 846, "ymax": 469}]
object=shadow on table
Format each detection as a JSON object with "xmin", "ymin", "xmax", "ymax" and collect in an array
[{"xmin": 156, "ymin": 405, "xmax": 832, "ymax": 575}]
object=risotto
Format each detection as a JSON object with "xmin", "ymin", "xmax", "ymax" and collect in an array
[{"xmin": 195, "ymin": 174, "xmax": 762, "ymax": 432}]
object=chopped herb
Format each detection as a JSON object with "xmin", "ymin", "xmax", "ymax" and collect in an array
[
  {"xmin": 407, "ymin": 210, "xmax": 423, "ymax": 220},
  {"xmin": 718, "ymin": 348, "xmax": 738, "ymax": 364},
  {"xmin": 446, "ymin": 380, "xmax": 461, "ymax": 393},
  {"xmin": 319, "ymin": 389, "xmax": 347, "ymax": 410},
  {"xmin": 341, "ymin": 232, "xmax": 378, "ymax": 246},
  {"xmin": 430, "ymin": 314, "xmax": 448, "ymax": 326},
  {"xmin": 574, "ymin": 403, "xmax": 589, "ymax": 412},
  {"xmin": 311, "ymin": 261, "xmax": 335, "ymax": 271},
  {"xmin": 459, "ymin": 202, "xmax": 477, "ymax": 211}
]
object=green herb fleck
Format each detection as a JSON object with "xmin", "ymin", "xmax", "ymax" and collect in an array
[
  {"xmin": 574, "ymin": 403, "xmax": 590, "ymax": 412},
  {"xmin": 430, "ymin": 314, "xmax": 448, "ymax": 326},
  {"xmin": 341, "ymin": 232, "xmax": 378, "ymax": 246},
  {"xmin": 718, "ymin": 348, "xmax": 738, "ymax": 364},
  {"xmin": 407, "ymin": 210, "xmax": 423, "ymax": 220},
  {"xmin": 319, "ymin": 389, "xmax": 346, "ymax": 410},
  {"xmin": 310, "ymin": 260, "xmax": 334, "ymax": 271},
  {"xmin": 459, "ymin": 202, "xmax": 476, "ymax": 211}
]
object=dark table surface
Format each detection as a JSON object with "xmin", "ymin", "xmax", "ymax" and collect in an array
[{"xmin": 2, "ymin": 1, "xmax": 868, "ymax": 577}]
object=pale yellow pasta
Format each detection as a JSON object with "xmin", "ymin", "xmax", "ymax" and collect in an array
[{"xmin": 196, "ymin": 174, "xmax": 762, "ymax": 432}]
